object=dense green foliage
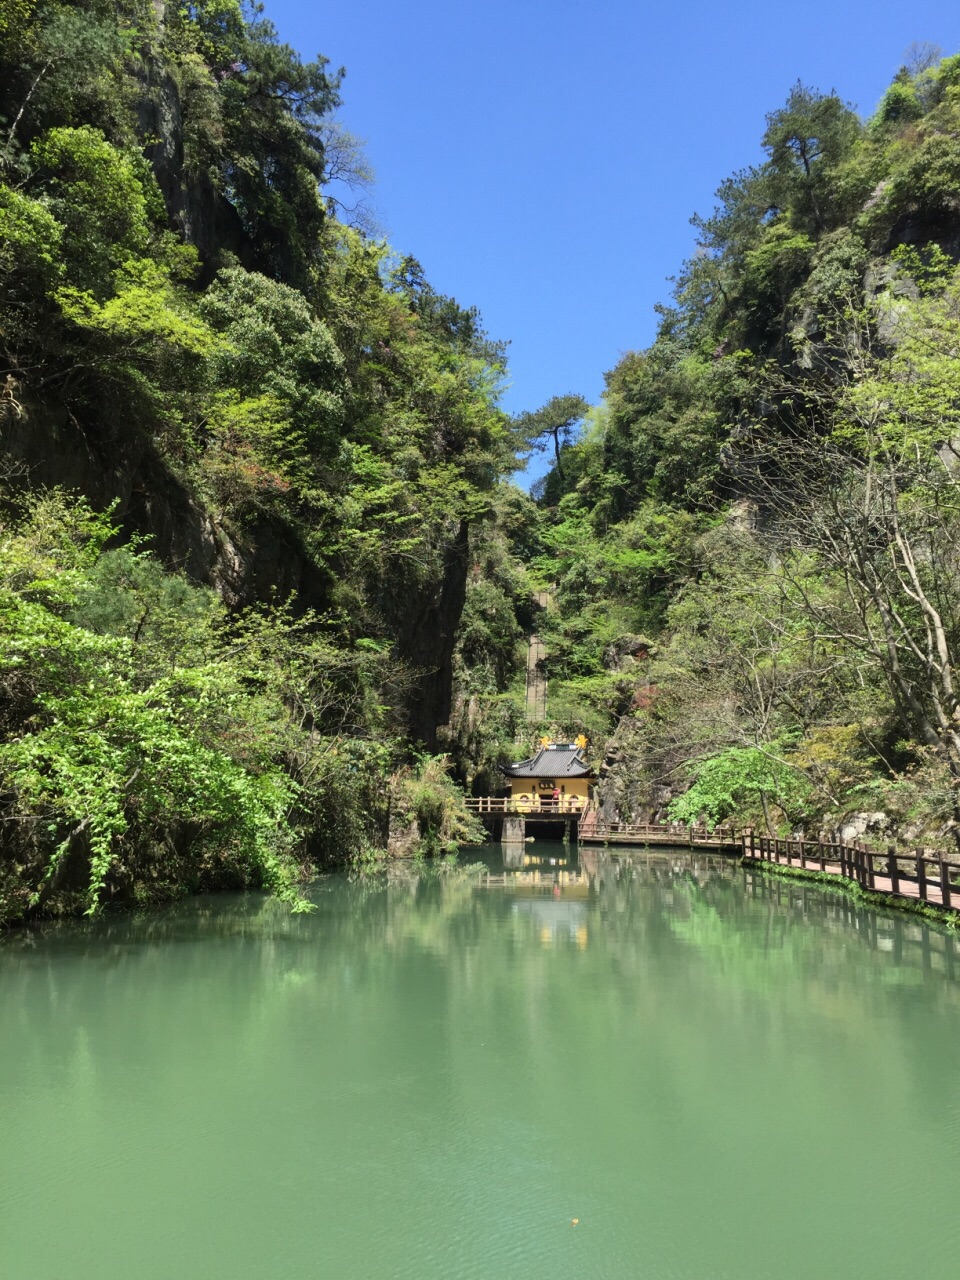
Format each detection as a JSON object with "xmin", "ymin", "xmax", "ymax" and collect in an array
[
  {"xmin": 519, "ymin": 53, "xmax": 960, "ymax": 850},
  {"xmin": 0, "ymin": 0, "xmax": 509, "ymax": 919},
  {"xmin": 6, "ymin": 3, "xmax": 960, "ymax": 919},
  {"xmin": 0, "ymin": 490, "xmax": 401, "ymax": 917}
]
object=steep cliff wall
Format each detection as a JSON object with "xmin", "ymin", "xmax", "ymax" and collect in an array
[
  {"xmin": 3, "ymin": 394, "xmax": 470, "ymax": 748},
  {"xmin": 3, "ymin": 396, "xmax": 328, "ymax": 607},
  {"xmin": 0, "ymin": 4, "xmax": 507, "ymax": 757}
]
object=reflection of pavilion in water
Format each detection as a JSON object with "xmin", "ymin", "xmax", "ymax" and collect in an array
[
  {"xmin": 474, "ymin": 847, "xmax": 763, "ymax": 951},
  {"xmin": 512, "ymin": 896, "xmax": 589, "ymax": 948},
  {"xmin": 477, "ymin": 847, "xmax": 590, "ymax": 947},
  {"xmin": 475, "ymin": 846, "xmax": 960, "ymax": 980},
  {"xmin": 478, "ymin": 845, "xmax": 744, "ymax": 899}
]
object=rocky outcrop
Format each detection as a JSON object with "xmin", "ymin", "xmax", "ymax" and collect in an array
[
  {"xmin": 3, "ymin": 396, "xmax": 470, "ymax": 748},
  {"xmin": 2, "ymin": 397, "xmax": 332, "ymax": 609},
  {"xmin": 603, "ymin": 634, "xmax": 654, "ymax": 672},
  {"xmin": 838, "ymin": 811, "xmax": 889, "ymax": 843},
  {"xmin": 386, "ymin": 807, "xmax": 420, "ymax": 857},
  {"xmin": 135, "ymin": 42, "xmax": 252, "ymax": 279},
  {"xmin": 383, "ymin": 520, "xmax": 470, "ymax": 750}
]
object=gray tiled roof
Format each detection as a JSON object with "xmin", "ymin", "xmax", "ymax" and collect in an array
[{"xmin": 501, "ymin": 745, "xmax": 594, "ymax": 778}]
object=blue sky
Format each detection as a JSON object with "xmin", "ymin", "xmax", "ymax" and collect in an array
[{"xmin": 266, "ymin": 0, "xmax": 960, "ymax": 483}]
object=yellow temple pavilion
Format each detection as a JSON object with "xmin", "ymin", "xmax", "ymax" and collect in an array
[{"xmin": 500, "ymin": 741, "xmax": 595, "ymax": 812}]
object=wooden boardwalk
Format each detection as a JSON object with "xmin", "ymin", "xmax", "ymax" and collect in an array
[
  {"xmin": 743, "ymin": 832, "xmax": 960, "ymax": 913},
  {"xmin": 585, "ymin": 827, "xmax": 960, "ymax": 915},
  {"xmin": 467, "ymin": 793, "xmax": 960, "ymax": 918},
  {"xmin": 578, "ymin": 820, "xmax": 741, "ymax": 850}
]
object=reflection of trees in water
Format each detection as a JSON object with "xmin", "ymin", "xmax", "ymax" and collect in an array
[
  {"xmin": 2, "ymin": 854, "xmax": 958, "ymax": 1114},
  {"xmin": 588, "ymin": 850, "xmax": 960, "ymax": 992}
]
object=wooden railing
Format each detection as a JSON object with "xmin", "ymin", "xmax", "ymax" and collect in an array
[
  {"xmin": 743, "ymin": 832, "xmax": 960, "ymax": 912},
  {"xmin": 469, "ymin": 797, "xmax": 960, "ymax": 914},
  {"xmin": 465, "ymin": 797, "xmax": 585, "ymax": 815},
  {"xmin": 588, "ymin": 821, "xmax": 741, "ymax": 845},
  {"xmin": 466, "ymin": 801, "xmax": 743, "ymax": 845}
]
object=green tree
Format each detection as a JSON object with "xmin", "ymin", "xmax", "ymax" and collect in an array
[
  {"xmin": 668, "ymin": 747, "xmax": 810, "ymax": 832},
  {"xmin": 761, "ymin": 81, "xmax": 862, "ymax": 233},
  {"xmin": 515, "ymin": 393, "xmax": 589, "ymax": 482}
]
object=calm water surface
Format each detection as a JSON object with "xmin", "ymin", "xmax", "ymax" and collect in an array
[{"xmin": 3, "ymin": 844, "xmax": 960, "ymax": 1279}]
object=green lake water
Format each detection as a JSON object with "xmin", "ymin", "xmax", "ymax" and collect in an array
[{"xmin": 3, "ymin": 844, "xmax": 960, "ymax": 1279}]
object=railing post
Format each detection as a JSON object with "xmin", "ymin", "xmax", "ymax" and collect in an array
[
  {"xmin": 886, "ymin": 846, "xmax": 899, "ymax": 895},
  {"xmin": 916, "ymin": 848, "xmax": 927, "ymax": 901},
  {"xmin": 939, "ymin": 856, "xmax": 952, "ymax": 909}
]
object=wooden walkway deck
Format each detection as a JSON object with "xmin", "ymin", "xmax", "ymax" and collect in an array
[
  {"xmin": 599, "ymin": 830, "xmax": 960, "ymax": 916},
  {"xmin": 578, "ymin": 820, "xmax": 741, "ymax": 850},
  {"xmin": 743, "ymin": 832, "xmax": 960, "ymax": 912},
  {"xmin": 467, "ymin": 794, "xmax": 960, "ymax": 918}
]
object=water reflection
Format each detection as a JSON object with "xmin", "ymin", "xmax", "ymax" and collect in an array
[
  {"xmin": 2, "ymin": 845, "xmax": 960, "ymax": 1280},
  {"xmin": 472, "ymin": 846, "xmax": 960, "ymax": 984},
  {"xmin": 3, "ymin": 843, "xmax": 958, "ymax": 991}
]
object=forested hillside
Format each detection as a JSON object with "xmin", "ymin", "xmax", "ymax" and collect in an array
[
  {"xmin": 518, "ymin": 53, "xmax": 960, "ymax": 850},
  {"xmin": 5, "ymin": 4, "xmax": 960, "ymax": 923},
  {"xmin": 0, "ymin": 0, "xmax": 507, "ymax": 918}
]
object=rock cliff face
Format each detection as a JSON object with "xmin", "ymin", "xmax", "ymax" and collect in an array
[
  {"xmin": 134, "ymin": 57, "xmax": 253, "ymax": 282},
  {"xmin": 4, "ymin": 397, "xmax": 327, "ymax": 607},
  {"xmin": 4, "ymin": 395, "xmax": 468, "ymax": 750},
  {"xmin": 0, "ymin": 22, "xmax": 489, "ymax": 761},
  {"xmin": 379, "ymin": 521, "xmax": 469, "ymax": 748}
]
